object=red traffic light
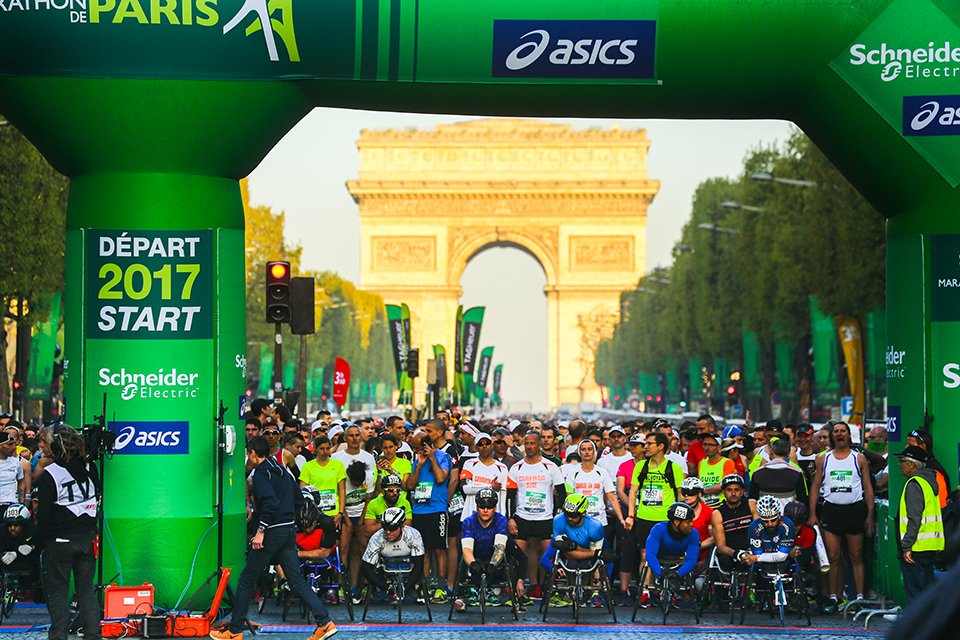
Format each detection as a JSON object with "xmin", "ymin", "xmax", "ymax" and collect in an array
[
  {"xmin": 646, "ymin": 395, "xmax": 653, "ymax": 401},
  {"xmin": 656, "ymin": 395, "xmax": 662, "ymax": 402},
  {"xmin": 727, "ymin": 385, "xmax": 737, "ymax": 395},
  {"xmin": 270, "ymin": 262, "xmax": 288, "ymax": 279}
]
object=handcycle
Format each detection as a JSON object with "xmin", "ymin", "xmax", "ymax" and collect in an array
[
  {"xmin": 359, "ymin": 556, "xmax": 433, "ymax": 624},
  {"xmin": 737, "ymin": 558, "xmax": 810, "ymax": 627},
  {"xmin": 540, "ymin": 550, "xmax": 618, "ymax": 623},
  {"xmin": 447, "ymin": 558, "xmax": 521, "ymax": 624},
  {"xmin": 633, "ymin": 556, "xmax": 702, "ymax": 625}
]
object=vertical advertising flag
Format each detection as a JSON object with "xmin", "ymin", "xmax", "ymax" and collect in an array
[
  {"xmin": 810, "ymin": 298, "xmax": 840, "ymax": 405},
  {"xmin": 453, "ymin": 305, "xmax": 464, "ymax": 403},
  {"xmin": 386, "ymin": 304, "xmax": 406, "ymax": 388},
  {"xmin": 26, "ymin": 293, "xmax": 61, "ymax": 400},
  {"xmin": 493, "ymin": 364, "xmax": 503, "ymax": 405},
  {"xmin": 886, "ymin": 236, "xmax": 925, "ymax": 445},
  {"xmin": 836, "ymin": 316, "xmax": 865, "ymax": 424},
  {"xmin": 333, "ymin": 357, "xmax": 350, "ymax": 407},
  {"xmin": 400, "ymin": 303, "xmax": 412, "ymax": 403},
  {"xmin": 774, "ymin": 338, "xmax": 797, "ymax": 403},
  {"xmin": 461, "ymin": 307, "xmax": 485, "ymax": 403},
  {"xmin": 742, "ymin": 328, "xmax": 763, "ymax": 400},
  {"xmin": 688, "ymin": 358, "xmax": 703, "ymax": 404},
  {"xmin": 476, "ymin": 347, "xmax": 494, "ymax": 390},
  {"xmin": 433, "ymin": 345, "xmax": 448, "ymax": 389}
]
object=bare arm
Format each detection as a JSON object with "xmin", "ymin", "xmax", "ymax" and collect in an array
[{"xmin": 808, "ymin": 455, "xmax": 824, "ymax": 526}]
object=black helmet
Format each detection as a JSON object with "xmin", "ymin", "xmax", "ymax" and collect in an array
[
  {"xmin": 382, "ymin": 506, "xmax": 405, "ymax": 531},
  {"xmin": 720, "ymin": 474, "xmax": 745, "ymax": 490},
  {"xmin": 3, "ymin": 503, "xmax": 28, "ymax": 524},
  {"xmin": 783, "ymin": 500, "xmax": 808, "ymax": 525},
  {"xmin": 301, "ymin": 486, "xmax": 321, "ymax": 506},
  {"xmin": 667, "ymin": 502, "xmax": 695, "ymax": 522},
  {"xmin": 381, "ymin": 474, "xmax": 402, "ymax": 489},
  {"xmin": 295, "ymin": 499, "xmax": 319, "ymax": 533},
  {"xmin": 476, "ymin": 488, "xmax": 498, "ymax": 510}
]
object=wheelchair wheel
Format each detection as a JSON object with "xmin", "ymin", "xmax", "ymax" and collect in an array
[
  {"xmin": 448, "ymin": 562, "xmax": 463, "ymax": 621},
  {"xmin": 338, "ymin": 564, "xmax": 355, "ymax": 621},
  {"xmin": 692, "ymin": 580, "xmax": 702, "ymax": 624},
  {"xmin": 631, "ymin": 565, "xmax": 646, "ymax": 623},
  {"xmin": 281, "ymin": 586, "xmax": 291, "ymax": 621},
  {"xmin": 479, "ymin": 573, "xmax": 487, "ymax": 625},
  {"xmin": 738, "ymin": 571, "xmax": 753, "ymax": 625},
  {"xmin": 395, "ymin": 575, "xmax": 403, "ymax": 624},
  {"xmin": 424, "ymin": 580, "xmax": 433, "ymax": 622},
  {"xmin": 775, "ymin": 578, "xmax": 786, "ymax": 627},
  {"xmin": 660, "ymin": 587, "xmax": 673, "ymax": 626},
  {"xmin": 542, "ymin": 564, "xmax": 559, "ymax": 622},
  {"xmin": 600, "ymin": 566, "xmax": 618, "ymax": 623}
]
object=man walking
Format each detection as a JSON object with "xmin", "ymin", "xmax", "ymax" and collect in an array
[{"xmin": 212, "ymin": 435, "xmax": 337, "ymax": 640}]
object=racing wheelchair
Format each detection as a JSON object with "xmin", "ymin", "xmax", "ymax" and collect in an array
[
  {"xmin": 447, "ymin": 557, "xmax": 521, "ymax": 624},
  {"xmin": 697, "ymin": 547, "xmax": 752, "ymax": 624},
  {"xmin": 541, "ymin": 548, "xmax": 618, "ymax": 623},
  {"xmin": 633, "ymin": 556, "xmax": 703, "ymax": 625},
  {"xmin": 359, "ymin": 555, "xmax": 433, "ymax": 624},
  {"xmin": 736, "ymin": 558, "xmax": 811, "ymax": 627}
]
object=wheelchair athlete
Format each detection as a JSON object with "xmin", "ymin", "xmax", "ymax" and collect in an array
[
  {"xmin": 551, "ymin": 494, "xmax": 605, "ymax": 568},
  {"xmin": 456, "ymin": 487, "xmax": 522, "ymax": 610},
  {"xmin": 0, "ymin": 504, "xmax": 39, "ymax": 579},
  {"xmin": 359, "ymin": 507, "xmax": 425, "ymax": 602},
  {"xmin": 747, "ymin": 496, "xmax": 796, "ymax": 571},
  {"xmin": 641, "ymin": 502, "xmax": 699, "ymax": 605},
  {"xmin": 296, "ymin": 488, "xmax": 339, "ymax": 561}
]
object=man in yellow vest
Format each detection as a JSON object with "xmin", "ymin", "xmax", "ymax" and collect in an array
[{"xmin": 890, "ymin": 445, "xmax": 944, "ymax": 618}]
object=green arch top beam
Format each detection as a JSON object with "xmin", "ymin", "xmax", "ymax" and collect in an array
[{"xmin": 1, "ymin": 0, "xmax": 957, "ymax": 605}]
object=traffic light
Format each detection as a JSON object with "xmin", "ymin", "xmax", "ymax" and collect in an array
[
  {"xmin": 265, "ymin": 261, "xmax": 291, "ymax": 323},
  {"xmin": 407, "ymin": 348, "xmax": 419, "ymax": 378}
]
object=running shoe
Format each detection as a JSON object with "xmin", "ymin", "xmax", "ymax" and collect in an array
[
  {"xmin": 549, "ymin": 592, "xmax": 573, "ymax": 607},
  {"xmin": 308, "ymin": 621, "xmax": 337, "ymax": 640},
  {"xmin": 639, "ymin": 590, "xmax": 652, "ymax": 609},
  {"xmin": 209, "ymin": 628, "xmax": 242, "ymax": 640},
  {"xmin": 615, "ymin": 590, "xmax": 633, "ymax": 607}
]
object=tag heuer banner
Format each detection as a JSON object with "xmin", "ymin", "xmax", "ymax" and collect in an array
[
  {"xmin": 460, "ymin": 306, "xmax": 485, "ymax": 403},
  {"xmin": 386, "ymin": 304, "xmax": 405, "ymax": 388},
  {"xmin": 433, "ymin": 344, "xmax": 447, "ymax": 389},
  {"xmin": 476, "ymin": 346, "xmax": 494, "ymax": 389}
]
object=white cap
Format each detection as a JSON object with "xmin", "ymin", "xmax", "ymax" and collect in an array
[
  {"xmin": 508, "ymin": 419, "xmax": 522, "ymax": 432},
  {"xmin": 340, "ymin": 410, "xmax": 352, "ymax": 420}
]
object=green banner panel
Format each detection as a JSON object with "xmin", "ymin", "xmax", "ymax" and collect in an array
[
  {"xmin": 638, "ymin": 371, "xmax": 659, "ymax": 402},
  {"xmin": 810, "ymin": 298, "xmax": 840, "ymax": 405},
  {"xmin": 688, "ymin": 358, "xmax": 703, "ymax": 404},
  {"xmin": 258, "ymin": 344, "xmax": 271, "ymax": 398},
  {"xmin": 865, "ymin": 307, "xmax": 887, "ymax": 408},
  {"xmin": 26, "ymin": 293, "xmax": 61, "ymax": 400},
  {"xmin": 931, "ymin": 235, "xmax": 960, "ymax": 466},
  {"xmin": 775, "ymin": 337, "xmax": 798, "ymax": 403},
  {"xmin": 742, "ymin": 329, "xmax": 763, "ymax": 401},
  {"xmin": 664, "ymin": 364, "xmax": 679, "ymax": 403},
  {"xmin": 830, "ymin": 0, "xmax": 960, "ymax": 186}
]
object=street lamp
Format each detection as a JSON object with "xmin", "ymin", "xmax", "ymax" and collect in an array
[
  {"xmin": 721, "ymin": 200, "xmax": 763, "ymax": 212},
  {"xmin": 751, "ymin": 172, "xmax": 817, "ymax": 188},
  {"xmin": 698, "ymin": 223, "xmax": 740, "ymax": 235}
]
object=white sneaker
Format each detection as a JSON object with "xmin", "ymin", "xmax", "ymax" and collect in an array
[{"xmin": 883, "ymin": 614, "xmax": 899, "ymax": 622}]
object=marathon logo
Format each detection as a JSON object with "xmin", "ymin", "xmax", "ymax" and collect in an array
[
  {"xmin": 492, "ymin": 20, "xmax": 656, "ymax": 79},
  {"xmin": 110, "ymin": 421, "xmax": 189, "ymax": 455}
]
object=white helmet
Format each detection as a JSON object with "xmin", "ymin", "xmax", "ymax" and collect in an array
[
  {"xmin": 680, "ymin": 477, "xmax": 704, "ymax": 493},
  {"xmin": 756, "ymin": 495, "xmax": 781, "ymax": 520}
]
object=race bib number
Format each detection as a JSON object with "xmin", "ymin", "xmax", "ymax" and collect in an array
[
  {"xmin": 346, "ymin": 489, "xmax": 365, "ymax": 506},
  {"xmin": 525, "ymin": 491, "xmax": 547, "ymax": 513},
  {"xmin": 449, "ymin": 493, "xmax": 465, "ymax": 515},
  {"xmin": 702, "ymin": 494, "xmax": 721, "ymax": 507},
  {"xmin": 829, "ymin": 470, "xmax": 853, "ymax": 493},
  {"xmin": 317, "ymin": 490, "xmax": 336, "ymax": 512},
  {"xmin": 641, "ymin": 485, "xmax": 663, "ymax": 506},
  {"xmin": 585, "ymin": 493, "xmax": 602, "ymax": 516},
  {"xmin": 414, "ymin": 482, "xmax": 433, "ymax": 503}
]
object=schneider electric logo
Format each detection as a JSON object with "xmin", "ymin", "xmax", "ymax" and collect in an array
[
  {"xmin": 848, "ymin": 41, "xmax": 960, "ymax": 82},
  {"xmin": 99, "ymin": 367, "xmax": 200, "ymax": 401},
  {"xmin": 902, "ymin": 95, "xmax": 960, "ymax": 136},
  {"xmin": 111, "ymin": 421, "xmax": 189, "ymax": 455},
  {"xmin": 492, "ymin": 20, "xmax": 656, "ymax": 79}
]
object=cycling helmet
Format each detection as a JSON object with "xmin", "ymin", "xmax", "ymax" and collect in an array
[
  {"xmin": 476, "ymin": 488, "xmax": 498, "ymax": 510},
  {"xmin": 381, "ymin": 506, "xmax": 405, "ymax": 531},
  {"xmin": 720, "ymin": 474, "xmax": 745, "ymax": 490},
  {"xmin": 3, "ymin": 503, "xmax": 28, "ymax": 524},
  {"xmin": 783, "ymin": 501, "xmax": 809, "ymax": 525},
  {"xmin": 295, "ymin": 499, "xmax": 319, "ymax": 533},
  {"xmin": 381, "ymin": 474, "xmax": 402, "ymax": 489},
  {"xmin": 756, "ymin": 495, "xmax": 781, "ymax": 520},
  {"xmin": 667, "ymin": 502, "xmax": 695, "ymax": 521},
  {"xmin": 562, "ymin": 493, "xmax": 589, "ymax": 517},
  {"xmin": 301, "ymin": 486, "xmax": 321, "ymax": 506},
  {"xmin": 680, "ymin": 477, "xmax": 704, "ymax": 493}
]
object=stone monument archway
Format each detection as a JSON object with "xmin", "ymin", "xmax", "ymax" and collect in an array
[{"xmin": 347, "ymin": 119, "xmax": 660, "ymax": 409}]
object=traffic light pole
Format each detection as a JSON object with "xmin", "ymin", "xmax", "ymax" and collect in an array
[{"xmin": 273, "ymin": 323, "xmax": 283, "ymax": 403}]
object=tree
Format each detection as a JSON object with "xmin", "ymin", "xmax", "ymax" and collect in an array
[{"xmin": 0, "ymin": 120, "xmax": 68, "ymax": 411}]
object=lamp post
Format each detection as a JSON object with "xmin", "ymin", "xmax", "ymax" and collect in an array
[
  {"xmin": 750, "ymin": 172, "xmax": 817, "ymax": 188},
  {"xmin": 698, "ymin": 222, "xmax": 741, "ymax": 235}
]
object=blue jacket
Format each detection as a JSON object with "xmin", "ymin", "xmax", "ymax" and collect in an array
[{"xmin": 253, "ymin": 456, "xmax": 303, "ymax": 530}]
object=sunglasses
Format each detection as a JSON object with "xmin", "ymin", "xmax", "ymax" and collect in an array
[
  {"xmin": 263, "ymin": 430, "xmax": 280, "ymax": 435},
  {"xmin": 681, "ymin": 489, "xmax": 701, "ymax": 496}
]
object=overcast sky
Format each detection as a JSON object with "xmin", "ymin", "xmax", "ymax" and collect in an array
[{"xmin": 247, "ymin": 109, "xmax": 795, "ymax": 411}]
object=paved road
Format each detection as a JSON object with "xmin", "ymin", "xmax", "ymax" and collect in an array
[{"xmin": 3, "ymin": 600, "xmax": 891, "ymax": 640}]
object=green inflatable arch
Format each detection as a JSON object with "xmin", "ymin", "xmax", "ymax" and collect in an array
[{"xmin": 0, "ymin": 0, "xmax": 955, "ymax": 602}]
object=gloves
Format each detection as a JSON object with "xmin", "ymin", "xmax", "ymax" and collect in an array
[
  {"xmin": 596, "ymin": 549, "xmax": 615, "ymax": 563},
  {"xmin": 1, "ymin": 552, "xmax": 15, "ymax": 565},
  {"xmin": 469, "ymin": 561, "xmax": 484, "ymax": 575},
  {"xmin": 553, "ymin": 535, "xmax": 576, "ymax": 552},
  {"xmin": 660, "ymin": 569, "xmax": 681, "ymax": 592},
  {"xmin": 17, "ymin": 545, "xmax": 33, "ymax": 556}
]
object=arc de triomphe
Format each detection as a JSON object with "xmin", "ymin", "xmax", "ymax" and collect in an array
[{"xmin": 347, "ymin": 119, "xmax": 660, "ymax": 409}]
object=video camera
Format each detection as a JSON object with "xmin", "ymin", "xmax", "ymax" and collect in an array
[{"xmin": 82, "ymin": 393, "xmax": 114, "ymax": 462}]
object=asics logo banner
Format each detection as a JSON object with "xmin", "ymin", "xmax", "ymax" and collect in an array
[
  {"xmin": 903, "ymin": 95, "xmax": 960, "ymax": 136},
  {"xmin": 110, "ymin": 421, "xmax": 189, "ymax": 455},
  {"xmin": 492, "ymin": 20, "xmax": 656, "ymax": 79}
]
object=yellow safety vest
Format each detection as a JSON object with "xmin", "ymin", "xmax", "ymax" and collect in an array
[{"xmin": 899, "ymin": 475, "xmax": 945, "ymax": 553}]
